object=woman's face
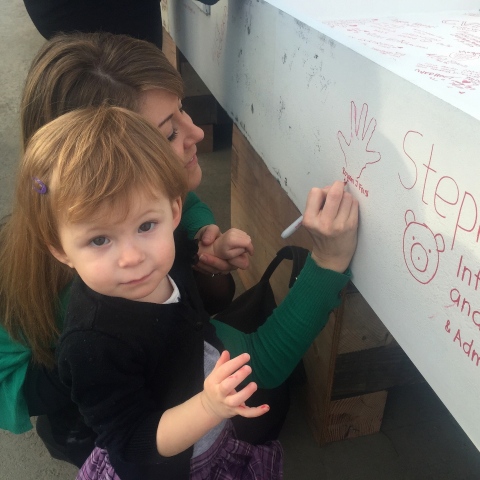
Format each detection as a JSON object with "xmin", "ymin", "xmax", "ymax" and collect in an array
[{"xmin": 138, "ymin": 89, "xmax": 205, "ymax": 191}]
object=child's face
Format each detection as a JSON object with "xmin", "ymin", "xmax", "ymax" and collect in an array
[
  {"xmin": 138, "ymin": 89, "xmax": 204, "ymax": 191},
  {"xmin": 50, "ymin": 191, "xmax": 182, "ymax": 304}
]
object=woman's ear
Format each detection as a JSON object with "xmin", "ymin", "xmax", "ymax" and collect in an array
[
  {"xmin": 48, "ymin": 244, "xmax": 74, "ymax": 268},
  {"xmin": 172, "ymin": 197, "xmax": 182, "ymax": 230}
]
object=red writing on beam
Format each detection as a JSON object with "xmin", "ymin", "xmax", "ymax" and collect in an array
[{"xmin": 398, "ymin": 130, "xmax": 480, "ymax": 250}]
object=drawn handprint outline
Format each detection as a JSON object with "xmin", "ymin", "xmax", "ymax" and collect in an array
[{"xmin": 338, "ymin": 101, "xmax": 381, "ymax": 180}]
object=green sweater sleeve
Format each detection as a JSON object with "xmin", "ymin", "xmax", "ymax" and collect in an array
[
  {"xmin": 0, "ymin": 286, "xmax": 71, "ymax": 434},
  {"xmin": 180, "ymin": 191, "xmax": 216, "ymax": 239},
  {"xmin": 211, "ymin": 254, "xmax": 351, "ymax": 389},
  {"xmin": 0, "ymin": 325, "xmax": 32, "ymax": 433}
]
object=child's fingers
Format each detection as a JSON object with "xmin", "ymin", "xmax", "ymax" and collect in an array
[
  {"xmin": 214, "ymin": 350, "xmax": 231, "ymax": 368},
  {"xmin": 210, "ymin": 352, "xmax": 251, "ymax": 383},
  {"xmin": 219, "ymin": 364, "xmax": 254, "ymax": 397},
  {"xmin": 227, "ymin": 252, "xmax": 250, "ymax": 270},
  {"xmin": 235, "ymin": 403, "xmax": 270, "ymax": 419},
  {"xmin": 222, "ymin": 230, "xmax": 254, "ymax": 255},
  {"xmin": 223, "ymin": 380, "xmax": 258, "ymax": 406}
]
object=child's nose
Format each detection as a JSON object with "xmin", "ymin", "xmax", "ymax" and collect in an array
[{"xmin": 118, "ymin": 242, "xmax": 145, "ymax": 267}]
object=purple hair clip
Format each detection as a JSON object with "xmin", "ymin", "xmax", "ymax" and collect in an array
[{"xmin": 32, "ymin": 177, "xmax": 48, "ymax": 195}]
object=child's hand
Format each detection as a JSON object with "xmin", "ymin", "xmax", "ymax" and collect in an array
[
  {"xmin": 195, "ymin": 226, "xmax": 253, "ymax": 274},
  {"xmin": 200, "ymin": 351, "xmax": 269, "ymax": 420},
  {"xmin": 210, "ymin": 229, "xmax": 253, "ymax": 266},
  {"xmin": 303, "ymin": 181, "xmax": 359, "ymax": 273},
  {"xmin": 194, "ymin": 225, "xmax": 235, "ymax": 274}
]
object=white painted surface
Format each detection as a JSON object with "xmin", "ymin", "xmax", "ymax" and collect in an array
[
  {"xmin": 163, "ymin": 0, "xmax": 480, "ymax": 450},
  {"xmin": 264, "ymin": 0, "xmax": 480, "ymax": 21}
]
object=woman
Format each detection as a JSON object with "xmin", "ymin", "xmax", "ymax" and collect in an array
[
  {"xmin": 0, "ymin": 32, "xmax": 357, "ymax": 467},
  {"xmin": 5, "ymin": 32, "xmax": 250, "ymax": 467}
]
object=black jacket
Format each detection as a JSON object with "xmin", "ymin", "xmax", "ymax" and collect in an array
[{"xmin": 57, "ymin": 245, "xmax": 222, "ymax": 480}]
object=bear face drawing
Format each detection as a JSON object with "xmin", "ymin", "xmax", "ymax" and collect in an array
[{"xmin": 403, "ymin": 210, "xmax": 445, "ymax": 284}]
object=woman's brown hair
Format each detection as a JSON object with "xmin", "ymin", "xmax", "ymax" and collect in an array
[
  {"xmin": 0, "ymin": 106, "xmax": 188, "ymax": 366},
  {"xmin": 21, "ymin": 31, "xmax": 184, "ymax": 148},
  {"xmin": 10, "ymin": 31, "xmax": 185, "ymax": 365}
]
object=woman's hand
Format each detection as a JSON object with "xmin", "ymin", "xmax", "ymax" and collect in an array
[
  {"xmin": 200, "ymin": 351, "xmax": 269, "ymax": 420},
  {"xmin": 194, "ymin": 225, "xmax": 253, "ymax": 275},
  {"xmin": 303, "ymin": 181, "xmax": 359, "ymax": 273}
]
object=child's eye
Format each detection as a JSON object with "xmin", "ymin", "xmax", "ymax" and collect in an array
[
  {"xmin": 139, "ymin": 221, "xmax": 156, "ymax": 233},
  {"xmin": 91, "ymin": 236, "xmax": 109, "ymax": 247},
  {"xmin": 167, "ymin": 128, "xmax": 178, "ymax": 142}
]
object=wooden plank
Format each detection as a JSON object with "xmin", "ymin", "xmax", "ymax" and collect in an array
[
  {"xmin": 161, "ymin": 28, "xmax": 179, "ymax": 71},
  {"xmin": 231, "ymin": 124, "xmax": 312, "ymax": 300},
  {"xmin": 180, "ymin": 61, "xmax": 211, "ymax": 96}
]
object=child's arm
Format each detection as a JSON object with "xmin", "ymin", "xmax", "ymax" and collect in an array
[
  {"xmin": 57, "ymin": 327, "xmax": 265, "ymax": 464},
  {"xmin": 156, "ymin": 351, "xmax": 266, "ymax": 457},
  {"xmin": 212, "ymin": 182, "xmax": 358, "ymax": 389}
]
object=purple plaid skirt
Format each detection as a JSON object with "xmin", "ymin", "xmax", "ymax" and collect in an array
[
  {"xmin": 76, "ymin": 422, "xmax": 282, "ymax": 480},
  {"xmin": 190, "ymin": 421, "xmax": 283, "ymax": 480},
  {"xmin": 76, "ymin": 448, "xmax": 120, "ymax": 480}
]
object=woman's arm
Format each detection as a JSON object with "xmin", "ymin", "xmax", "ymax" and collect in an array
[
  {"xmin": 180, "ymin": 191, "xmax": 216, "ymax": 239},
  {"xmin": 0, "ymin": 283, "xmax": 73, "ymax": 433},
  {"xmin": 0, "ymin": 325, "xmax": 32, "ymax": 433},
  {"xmin": 212, "ymin": 257, "xmax": 350, "ymax": 388},
  {"xmin": 212, "ymin": 182, "xmax": 358, "ymax": 389}
]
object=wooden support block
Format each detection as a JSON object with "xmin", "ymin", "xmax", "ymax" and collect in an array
[
  {"xmin": 323, "ymin": 391, "xmax": 388, "ymax": 443},
  {"xmin": 231, "ymin": 124, "xmax": 424, "ymax": 446}
]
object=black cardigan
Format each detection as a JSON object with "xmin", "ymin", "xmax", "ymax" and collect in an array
[{"xmin": 56, "ymin": 254, "xmax": 222, "ymax": 480}]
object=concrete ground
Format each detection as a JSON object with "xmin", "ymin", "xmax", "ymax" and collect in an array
[{"xmin": 1, "ymin": 0, "xmax": 480, "ymax": 478}]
